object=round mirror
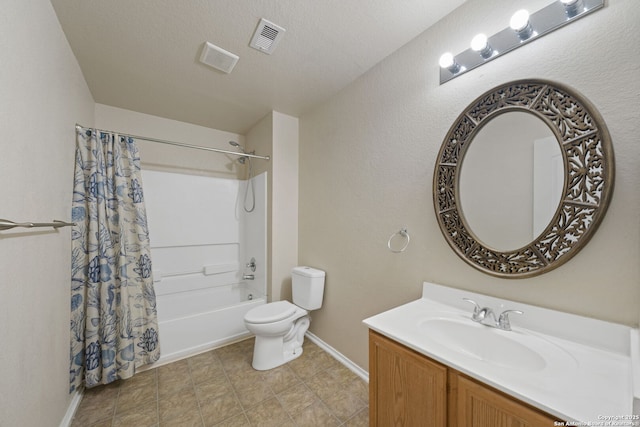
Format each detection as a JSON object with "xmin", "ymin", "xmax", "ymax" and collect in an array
[
  {"xmin": 433, "ymin": 80, "xmax": 614, "ymax": 278},
  {"xmin": 459, "ymin": 112, "xmax": 563, "ymax": 251}
]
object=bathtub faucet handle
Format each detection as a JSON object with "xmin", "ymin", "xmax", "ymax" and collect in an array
[
  {"xmin": 246, "ymin": 257, "xmax": 256, "ymax": 272},
  {"xmin": 243, "ymin": 274, "xmax": 255, "ymax": 280}
]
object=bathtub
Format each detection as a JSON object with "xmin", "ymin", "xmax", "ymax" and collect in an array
[{"xmin": 155, "ymin": 281, "xmax": 265, "ymax": 363}]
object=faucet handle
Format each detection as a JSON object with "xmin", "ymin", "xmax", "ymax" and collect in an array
[
  {"xmin": 462, "ymin": 298, "xmax": 480, "ymax": 311},
  {"xmin": 498, "ymin": 309, "xmax": 523, "ymax": 331},
  {"xmin": 462, "ymin": 298, "xmax": 482, "ymax": 319}
]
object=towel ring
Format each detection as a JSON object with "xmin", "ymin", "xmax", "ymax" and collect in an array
[{"xmin": 387, "ymin": 227, "xmax": 410, "ymax": 253}]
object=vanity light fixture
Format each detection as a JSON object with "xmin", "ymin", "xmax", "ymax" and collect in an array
[{"xmin": 439, "ymin": 0, "xmax": 604, "ymax": 84}]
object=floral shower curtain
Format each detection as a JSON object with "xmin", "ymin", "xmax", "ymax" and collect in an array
[{"xmin": 69, "ymin": 127, "xmax": 160, "ymax": 391}]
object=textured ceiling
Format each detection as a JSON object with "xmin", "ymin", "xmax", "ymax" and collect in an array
[{"xmin": 50, "ymin": 0, "xmax": 465, "ymax": 133}]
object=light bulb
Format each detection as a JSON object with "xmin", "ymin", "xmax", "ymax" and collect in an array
[
  {"xmin": 509, "ymin": 9, "xmax": 530, "ymax": 32},
  {"xmin": 439, "ymin": 53, "xmax": 454, "ymax": 68},
  {"xmin": 470, "ymin": 33, "xmax": 488, "ymax": 52},
  {"xmin": 439, "ymin": 53, "xmax": 454, "ymax": 69},
  {"xmin": 439, "ymin": 52, "xmax": 461, "ymax": 73},
  {"xmin": 470, "ymin": 33, "xmax": 493, "ymax": 59},
  {"xmin": 510, "ymin": 9, "xmax": 533, "ymax": 40}
]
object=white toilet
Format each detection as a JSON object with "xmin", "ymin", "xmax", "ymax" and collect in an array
[{"xmin": 244, "ymin": 266, "xmax": 325, "ymax": 370}]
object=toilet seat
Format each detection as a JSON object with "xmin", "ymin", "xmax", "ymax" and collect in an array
[{"xmin": 245, "ymin": 301, "xmax": 297, "ymax": 324}]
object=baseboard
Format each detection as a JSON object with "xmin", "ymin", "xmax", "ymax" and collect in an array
[
  {"xmin": 305, "ymin": 331, "xmax": 369, "ymax": 383},
  {"xmin": 59, "ymin": 388, "xmax": 83, "ymax": 427}
]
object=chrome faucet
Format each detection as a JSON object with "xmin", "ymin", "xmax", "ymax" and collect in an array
[
  {"xmin": 243, "ymin": 258, "xmax": 256, "ymax": 280},
  {"xmin": 463, "ymin": 298, "xmax": 496, "ymax": 323},
  {"xmin": 462, "ymin": 298, "xmax": 523, "ymax": 331},
  {"xmin": 497, "ymin": 310, "xmax": 523, "ymax": 331}
]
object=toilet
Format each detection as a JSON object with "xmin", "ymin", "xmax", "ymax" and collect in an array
[{"xmin": 243, "ymin": 266, "xmax": 325, "ymax": 370}]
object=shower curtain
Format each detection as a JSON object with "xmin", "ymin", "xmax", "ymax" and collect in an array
[{"xmin": 69, "ymin": 127, "xmax": 160, "ymax": 391}]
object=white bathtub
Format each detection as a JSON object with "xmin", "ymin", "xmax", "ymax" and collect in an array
[{"xmin": 155, "ymin": 281, "xmax": 265, "ymax": 363}]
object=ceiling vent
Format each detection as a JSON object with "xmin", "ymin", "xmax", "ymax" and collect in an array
[
  {"xmin": 199, "ymin": 42, "xmax": 239, "ymax": 74},
  {"xmin": 249, "ymin": 18, "xmax": 286, "ymax": 54}
]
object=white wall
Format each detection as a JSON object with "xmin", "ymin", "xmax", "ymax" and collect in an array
[
  {"xmin": 0, "ymin": 1, "xmax": 94, "ymax": 426},
  {"xmin": 299, "ymin": 0, "xmax": 640, "ymax": 370}
]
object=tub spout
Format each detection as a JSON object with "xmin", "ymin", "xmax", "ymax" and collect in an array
[{"xmin": 243, "ymin": 274, "xmax": 255, "ymax": 280}]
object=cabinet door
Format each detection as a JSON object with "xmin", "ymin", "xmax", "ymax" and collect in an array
[
  {"xmin": 369, "ymin": 330, "xmax": 447, "ymax": 427},
  {"xmin": 450, "ymin": 372, "xmax": 560, "ymax": 427}
]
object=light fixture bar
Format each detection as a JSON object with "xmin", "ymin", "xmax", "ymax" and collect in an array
[{"xmin": 439, "ymin": 0, "xmax": 604, "ymax": 84}]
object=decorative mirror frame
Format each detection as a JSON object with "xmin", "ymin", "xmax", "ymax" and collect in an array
[{"xmin": 433, "ymin": 79, "xmax": 614, "ymax": 278}]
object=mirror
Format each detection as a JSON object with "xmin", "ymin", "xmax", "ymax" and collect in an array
[
  {"xmin": 433, "ymin": 80, "xmax": 614, "ymax": 278},
  {"xmin": 459, "ymin": 112, "xmax": 563, "ymax": 251}
]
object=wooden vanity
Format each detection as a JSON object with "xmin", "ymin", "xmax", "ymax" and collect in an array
[{"xmin": 369, "ymin": 330, "xmax": 560, "ymax": 426}]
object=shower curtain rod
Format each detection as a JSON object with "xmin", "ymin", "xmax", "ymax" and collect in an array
[{"xmin": 75, "ymin": 124, "xmax": 270, "ymax": 161}]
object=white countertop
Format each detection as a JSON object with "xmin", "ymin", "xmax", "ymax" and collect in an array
[{"xmin": 363, "ymin": 282, "xmax": 640, "ymax": 424}]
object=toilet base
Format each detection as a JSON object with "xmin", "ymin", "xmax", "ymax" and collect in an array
[
  {"xmin": 251, "ymin": 316, "xmax": 310, "ymax": 371},
  {"xmin": 252, "ymin": 336, "xmax": 304, "ymax": 370}
]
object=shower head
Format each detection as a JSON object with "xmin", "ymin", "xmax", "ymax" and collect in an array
[
  {"xmin": 229, "ymin": 141, "xmax": 244, "ymax": 151},
  {"xmin": 229, "ymin": 141, "xmax": 248, "ymax": 164}
]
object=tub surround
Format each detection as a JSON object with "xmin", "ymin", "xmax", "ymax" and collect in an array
[
  {"xmin": 143, "ymin": 169, "xmax": 268, "ymax": 364},
  {"xmin": 364, "ymin": 282, "xmax": 639, "ymax": 422}
]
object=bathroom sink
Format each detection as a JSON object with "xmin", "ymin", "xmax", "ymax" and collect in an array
[
  {"xmin": 418, "ymin": 316, "xmax": 572, "ymax": 372},
  {"xmin": 363, "ymin": 283, "xmax": 634, "ymax": 423}
]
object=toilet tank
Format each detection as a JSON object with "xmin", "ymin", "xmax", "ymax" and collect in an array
[{"xmin": 291, "ymin": 266, "xmax": 325, "ymax": 310}]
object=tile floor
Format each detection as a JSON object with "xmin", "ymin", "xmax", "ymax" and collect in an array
[{"xmin": 70, "ymin": 338, "xmax": 369, "ymax": 426}]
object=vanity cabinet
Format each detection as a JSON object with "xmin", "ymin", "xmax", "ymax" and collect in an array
[
  {"xmin": 369, "ymin": 329, "xmax": 447, "ymax": 426},
  {"xmin": 448, "ymin": 371, "xmax": 560, "ymax": 426},
  {"xmin": 369, "ymin": 330, "xmax": 560, "ymax": 427}
]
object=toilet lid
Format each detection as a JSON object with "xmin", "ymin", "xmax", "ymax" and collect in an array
[{"xmin": 245, "ymin": 301, "xmax": 297, "ymax": 324}]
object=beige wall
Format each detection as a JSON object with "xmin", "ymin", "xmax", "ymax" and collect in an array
[
  {"xmin": 246, "ymin": 112, "xmax": 299, "ymax": 302},
  {"xmin": 95, "ymin": 104, "xmax": 245, "ymax": 179},
  {"xmin": 246, "ymin": 113, "xmax": 275, "ymax": 298},
  {"xmin": 272, "ymin": 112, "xmax": 300, "ymax": 301},
  {"xmin": 0, "ymin": 0, "xmax": 94, "ymax": 426},
  {"xmin": 299, "ymin": 0, "xmax": 640, "ymax": 370}
]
